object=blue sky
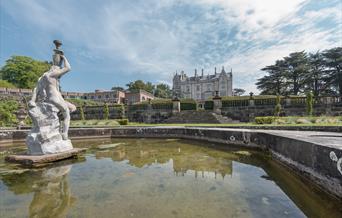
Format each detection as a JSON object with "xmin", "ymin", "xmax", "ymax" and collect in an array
[{"xmin": 0, "ymin": 0, "xmax": 341, "ymax": 93}]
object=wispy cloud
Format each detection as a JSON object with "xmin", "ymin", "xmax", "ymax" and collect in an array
[{"xmin": 0, "ymin": 0, "xmax": 341, "ymax": 92}]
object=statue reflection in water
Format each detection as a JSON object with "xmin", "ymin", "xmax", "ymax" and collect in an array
[{"xmin": 1, "ymin": 164, "xmax": 75, "ymax": 218}]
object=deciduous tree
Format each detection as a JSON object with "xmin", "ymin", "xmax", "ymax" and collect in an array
[{"xmin": 0, "ymin": 56, "xmax": 50, "ymax": 89}]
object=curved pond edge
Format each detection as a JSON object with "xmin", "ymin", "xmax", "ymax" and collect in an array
[{"xmin": 1, "ymin": 126, "xmax": 342, "ymax": 200}]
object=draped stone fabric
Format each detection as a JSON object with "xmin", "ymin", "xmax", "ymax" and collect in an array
[{"xmin": 26, "ymin": 102, "xmax": 73, "ymax": 154}]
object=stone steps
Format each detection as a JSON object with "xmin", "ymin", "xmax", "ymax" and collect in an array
[{"xmin": 164, "ymin": 111, "xmax": 239, "ymax": 124}]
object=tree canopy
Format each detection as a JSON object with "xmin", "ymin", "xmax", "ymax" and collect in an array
[
  {"xmin": 154, "ymin": 83, "xmax": 172, "ymax": 98},
  {"xmin": 233, "ymin": 88, "xmax": 246, "ymax": 96},
  {"xmin": 0, "ymin": 56, "xmax": 50, "ymax": 89},
  {"xmin": 120, "ymin": 80, "xmax": 172, "ymax": 98},
  {"xmin": 256, "ymin": 47, "xmax": 342, "ymax": 96},
  {"xmin": 126, "ymin": 80, "xmax": 154, "ymax": 93},
  {"xmin": 111, "ymin": 86, "xmax": 125, "ymax": 91},
  {"xmin": 0, "ymin": 80, "xmax": 16, "ymax": 88}
]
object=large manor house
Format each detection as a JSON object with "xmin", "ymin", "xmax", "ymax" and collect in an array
[{"xmin": 172, "ymin": 66, "xmax": 233, "ymax": 100}]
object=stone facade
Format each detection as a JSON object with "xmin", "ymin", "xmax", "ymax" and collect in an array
[
  {"xmin": 0, "ymin": 87, "xmax": 153, "ymax": 104},
  {"xmin": 77, "ymin": 89, "xmax": 126, "ymax": 104},
  {"xmin": 125, "ymin": 89, "xmax": 154, "ymax": 105},
  {"xmin": 0, "ymin": 87, "xmax": 32, "ymax": 97},
  {"xmin": 173, "ymin": 67, "xmax": 233, "ymax": 100}
]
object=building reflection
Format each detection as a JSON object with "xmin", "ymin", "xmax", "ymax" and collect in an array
[
  {"xmin": 1, "ymin": 164, "xmax": 75, "ymax": 218},
  {"xmin": 95, "ymin": 143, "xmax": 235, "ymax": 178}
]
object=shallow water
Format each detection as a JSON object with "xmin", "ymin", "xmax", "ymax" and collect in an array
[{"xmin": 0, "ymin": 138, "xmax": 341, "ymax": 218}]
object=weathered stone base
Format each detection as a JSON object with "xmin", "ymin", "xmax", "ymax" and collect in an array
[
  {"xmin": 27, "ymin": 138, "xmax": 74, "ymax": 155},
  {"xmin": 5, "ymin": 148, "xmax": 87, "ymax": 167}
]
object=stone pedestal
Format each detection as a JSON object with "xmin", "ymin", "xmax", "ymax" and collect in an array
[
  {"xmin": 144, "ymin": 102, "xmax": 153, "ymax": 123},
  {"xmin": 248, "ymin": 99, "xmax": 255, "ymax": 107},
  {"xmin": 213, "ymin": 96, "xmax": 222, "ymax": 114},
  {"xmin": 5, "ymin": 148, "xmax": 87, "ymax": 167},
  {"xmin": 26, "ymin": 102, "xmax": 73, "ymax": 155},
  {"xmin": 172, "ymin": 99, "xmax": 181, "ymax": 114}
]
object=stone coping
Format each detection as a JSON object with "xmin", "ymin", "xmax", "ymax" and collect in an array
[
  {"xmin": 0, "ymin": 126, "xmax": 341, "ymax": 199},
  {"xmin": 1, "ymin": 125, "xmax": 341, "ymax": 132}
]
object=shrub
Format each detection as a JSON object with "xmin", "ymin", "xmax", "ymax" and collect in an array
[
  {"xmin": 79, "ymin": 105, "xmax": 85, "ymax": 120},
  {"xmin": 116, "ymin": 119, "xmax": 128, "ymax": 125},
  {"xmin": 255, "ymin": 116, "xmax": 276, "ymax": 124},
  {"xmin": 0, "ymin": 100, "xmax": 19, "ymax": 126},
  {"xmin": 0, "ymin": 80, "xmax": 16, "ymax": 88},
  {"xmin": 103, "ymin": 103, "xmax": 109, "ymax": 120}
]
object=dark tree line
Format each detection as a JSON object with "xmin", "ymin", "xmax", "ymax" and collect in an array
[{"xmin": 256, "ymin": 47, "xmax": 342, "ymax": 96}]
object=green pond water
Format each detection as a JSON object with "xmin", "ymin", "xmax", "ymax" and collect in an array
[{"xmin": 0, "ymin": 138, "xmax": 341, "ymax": 218}]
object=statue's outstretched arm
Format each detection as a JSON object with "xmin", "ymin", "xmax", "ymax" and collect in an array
[{"xmin": 50, "ymin": 55, "xmax": 71, "ymax": 78}]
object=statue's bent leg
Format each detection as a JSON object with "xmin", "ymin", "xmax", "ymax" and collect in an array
[{"xmin": 49, "ymin": 98, "xmax": 70, "ymax": 140}]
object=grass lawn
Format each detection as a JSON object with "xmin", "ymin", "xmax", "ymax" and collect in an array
[
  {"xmin": 127, "ymin": 123, "xmax": 341, "ymax": 127},
  {"xmin": 71, "ymin": 119, "xmax": 121, "ymax": 127},
  {"xmin": 70, "ymin": 119, "xmax": 341, "ymax": 128}
]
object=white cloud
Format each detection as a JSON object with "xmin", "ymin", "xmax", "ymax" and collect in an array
[{"xmin": 1, "ymin": 0, "xmax": 341, "ymax": 93}]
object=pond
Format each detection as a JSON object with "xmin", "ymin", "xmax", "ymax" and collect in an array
[{"xmin": 0, "ymin": 138, "xmax": 341, "ymax": 218}]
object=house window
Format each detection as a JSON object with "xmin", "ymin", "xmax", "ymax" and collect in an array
[
  {"xmin": 207, "ymin": 84, "xmax": 211, "ymax": 91},
  {"xmin": 196, "ymin": 85, "xmax": 200, "ymax": 91},
  {"xmin": 187, "ymin": 86, "xmax": 190, "ymax": 92}
]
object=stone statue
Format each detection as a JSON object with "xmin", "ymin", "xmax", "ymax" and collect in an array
[{"xmin": 26, "ymin": 40, "xmax": 76, "ymax": 155}]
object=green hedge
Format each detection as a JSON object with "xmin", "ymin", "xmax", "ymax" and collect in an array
[
  {"xmin": 68, "ymin": 99, "xmax": 107, "ymax": 106},
  {"xmin": 129, "ymin": 104, "xmax": 148, "ymax": 111},
  {"xmin": 152, "ymin": 102, "xmax": 173, "ymax": 110},
  {"xmin": 180, "ymin": 99, "xmax": 197, "ymax": 110},
  {"xmin": 254, "ymin": 98, "xmax": 276, "ymax": 106},
  {"xmin": 130, "ymin": 98, "xmax": 197, "ymax": 111},
  {"xmin": 222, "ymin": 99, "xmax": 249, "ymax": 107},
  {"xmin": 204, "ymin": 101, "xmax": 213, "ymax": 110}
]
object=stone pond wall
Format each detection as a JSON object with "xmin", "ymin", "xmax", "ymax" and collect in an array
[{"xmin": 1, "ymin": 127, "xmax": 341, "ymax": 199}]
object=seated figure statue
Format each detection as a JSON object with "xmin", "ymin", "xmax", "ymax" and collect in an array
[{"xmin": 26, "ymin": 54, "xmax": 76, "ymax": 154}]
